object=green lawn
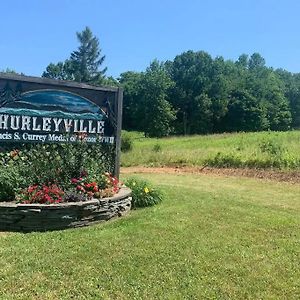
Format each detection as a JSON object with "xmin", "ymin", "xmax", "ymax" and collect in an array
[
  {"xmin": 121, "ymin": 130, "xmax": 300, "ymax": 169},
  {"xmin": 1, "ymin": 172, "xmax": 300, "ymax": 299}
]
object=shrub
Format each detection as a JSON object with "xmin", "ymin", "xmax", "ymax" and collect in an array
[
  {"xmin": 203, "ymin": 152, "xmax": 243, "ymax": 168},
  {"xmin": 121, "ymin": 133, "xmax": 133, "ymax": 152},
  {"xmin": 259, "ymin": 139, "xmax": 285, "ymax": 156},
  {"xmin": 152, "ymin": 143, "xmax": 162, "ymax": 152},
  {"xmin": 0, "ymin": 140, "xmax": 120, "ymax": 203},
  {"xmin": 0, "ymin": 142, "xmax": 110, "ymax": 190},
  {"xmin": 0, "ymin": 166, "xmax": 24, "ymax": 202},
  {"xmin": 125, "ymin": 177, "xmax": 163, "ymax": 208}
]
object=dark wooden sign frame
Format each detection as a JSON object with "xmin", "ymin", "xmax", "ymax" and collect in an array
[{"xmin": 0, "ymin": 73, "xmax": 123, "ymax": 177}]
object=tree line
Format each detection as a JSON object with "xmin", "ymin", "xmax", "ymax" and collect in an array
[
  {"xmin": 120, "ymin": 53, "xmax": 300, "ymax": 137},
  {"xmin": 2, "ymin": 27, "xmax": 300, "ymax": 137}
]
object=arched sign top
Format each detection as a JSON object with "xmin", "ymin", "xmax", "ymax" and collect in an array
[{"xmin": 2, "ymin": 89, "xmax": 107, "ymax": 119}]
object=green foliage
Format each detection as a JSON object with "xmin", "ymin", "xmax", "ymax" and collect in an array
[
  {"xmin": 168, "ymin": 50, "xmax": 216, "ymax": 134},
  {"xmin": 259, "ymin": 139, "xmax": 285, "ymax": 156},
  {"xmin": 70, "ymin": 26, "xmax": 107, "ymax": 84},
  {"xmin": 0, "ymin": 142, "xmax": 111, "ymax": 196},
  {"xmin": 119, "ymin": 71, "xmax": 144, "ymax": 131},
  {"xmin": 120, "ymin": 50, "xmax": 298, "ymax": 135},
  {"xmin": 248, "ymin": 52, "xmax": 266, "ymax": 70},
  {"xmin": 203, "ymin": 152, "xmax": 243, "ymax": 168},
  {"xmin": 0, "ymin": 68, "xmax": 23, "ymax": 75},
  {"xmin": 121, "ymin": 60, "xmax": 176, "ymax": 137},
  {"xmin": 0, "ymin": 166, "xmax": 23, "ymax": 201},
  {"xmin": 152, "ymin": 143, "xmax": 162, "ymax": 152},
  {"xmin": 125, "ymin": 177, "xmax": 163, "ymax": 208},
  {"xmin": 42, "ymin": 27, "xmax": 107, "ymax": 85},
  {"xmin": 121, "ymin": 132, "xmax": 133, "ymax": 152},
  {"xmin": 222, "ymin": 89, "xmax": 268, "ymax": 132},
  {"xmin": 17, "ymin": 143, "xmax": 106, "ymax": 189},
  {"xmin": 42, "ymin": 61, "xmax": 74, "ymax": 81},
  {"xmin": 121, "ymin": 130, "xmax": 300, "ymax": 170}
]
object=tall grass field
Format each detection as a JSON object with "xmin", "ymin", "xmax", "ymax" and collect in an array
[{"xmin": 121, "ymin": 130, "xmax": 300, "ymax": 169}]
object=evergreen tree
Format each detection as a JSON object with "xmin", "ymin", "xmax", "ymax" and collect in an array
[
  {"xmin": 70, "ymin": 26, "xmax": 107, "ymax": 84},
  {"xmin": 42, "ymin": 27, "xmax": 106, "ymax": 85}
]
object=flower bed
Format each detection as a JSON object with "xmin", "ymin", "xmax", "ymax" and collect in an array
[
  {"xmin": 0, "ymin": 187, "xmax": 132, "ymax": 232},
  {"xmin": 0, "ymin": 144, "xmax": 132, "ymax": 231}
]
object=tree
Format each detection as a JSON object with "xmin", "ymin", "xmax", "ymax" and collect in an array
[
  {"xmin": 276, "ymin": 69, "xmax": 300, "ymax": 128},
  {"xmin": 251, "ymin": 70, "xmax": 291, "ymax": 131},
  {"xmin": 42, "ymin": 27, "xmax": 107, "ymax": 85},
  {"xmin": 119, "ymin": 71, "xmax": 144, "ymax": 131},
  {"xmin": 235, "ymin": 54, "xmax": 248, "ymax": 69},
  {"xmin": 222, "ymin": 89, "xmax": 268, "ymax": 132},
  {"xmin": 0, "ymin": 68, "xmax": 24, "ymax": 75},
  {"xmin": 42, "ymin": 61, "xmax": 73, "ymax": 81},
  {"xmin": 169, "ymin": 50, "xmax": 227, "ymax": 134},
  {"xmin": 141, "ymin": 61, "xmax": 176, "ymax": 137},
  {"xmin": 248, "ymin": 53, "xmax": 266, "ymax": 70},
  {"xmin": 70, "ymin": 27, "xmax": 107, "ymax": 84},
  {"xmin": 120, "ymin": 61, "xmax": 176, "ymax": 137}
]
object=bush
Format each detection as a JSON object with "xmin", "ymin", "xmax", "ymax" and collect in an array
[
  {"xmin": 125, "ymin": 177, "xmax": 163, "ymax": 208},
  {"xmin": 121, "ymin": 133, "xmax": 133, "ymax": 152},
  {"xmin": 152, "ymin": 143, "xmax": 162, "ymax": 152},
  {"xmin": 259, "ymin": 139, "xmax": 285, "ymax": 156},
  {"xmin": 203, "ymin": 152, "xmax": 243, "ymax": 168},
  {"xmin": 0, "ymin": 140, "xmax": 120, "ymax": 203},
  {"xmin": 0, "ymin": 142, "xmax": 110, "ymax": 190},
  {"xmin": 0, "ymin": 167, "xmax": 24, "ymax": 202}
]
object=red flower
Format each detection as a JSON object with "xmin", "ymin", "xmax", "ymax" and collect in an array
[
  {"xmin": 76, "ymin": 185, "xmax": 85, "ymax": 192},
  {"xmin": 71, "ymin": 178, "xmax": 78, "ymax": 184}
]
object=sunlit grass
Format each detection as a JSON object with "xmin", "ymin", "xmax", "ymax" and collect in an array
[
  {"xmin": 121, "ymin": 130, "xmax": 300, "ymax": 169},
  {"xmin": 1, "ymin": 172, "xmax": 300, "ymax": 299}
]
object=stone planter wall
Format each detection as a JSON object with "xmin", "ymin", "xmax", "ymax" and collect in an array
[{"xmin": 0, "ymin": 187, "xmax": 132, "ymax": 232}]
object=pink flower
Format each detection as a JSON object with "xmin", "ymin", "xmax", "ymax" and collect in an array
[{"xmin": 71, "ymin": 178, "xmax": 78, "ymax": 184}]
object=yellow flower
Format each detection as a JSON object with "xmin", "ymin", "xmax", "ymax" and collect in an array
[
  {"xmin": 144, "ymin": 187, "xmax": 149, "ymax": 194},
  {"xmin": 132, "ymin": 182, "xmax": 136, "ymax": 186}
]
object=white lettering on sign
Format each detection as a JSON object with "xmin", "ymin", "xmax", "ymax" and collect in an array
[
  {"xmin": 32, "ymin": 117, "xmax": 41, "ymax": 131},
  {"xmin": 53, "ymin": 118, "xmax": 62, "ymax": 132},
  {"xmin": 0, "ymin": 114, "xmax": 105, "ymax": 134},
  {"xmin": 42, "ymin": 118, "xmax": 52, "ymax": 131},
  {"xmin": 97, "ymin": 121, "xmax": 104, "ymax": 134},
  {"xmin": 21, "ymin": 116, "xmax": 31, "ymax": 130},
  {"xmin": 0, "ymin": 114, "xmax": 114, "ymax": 144},
  {"xmin": 0, "ymin": 114, "xmax": 9, "ymax": 129},
  {"xmin": 11, "ymin": 115, "xmax": 20, "ymax": 130}
]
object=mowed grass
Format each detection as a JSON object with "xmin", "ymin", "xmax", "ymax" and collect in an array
[
  {"xmin": 1, "ymin": 172, "xmax": 300, "ymax": 299},
  {"xmin": 121, "ymin": 130, "xmax": 300, "ymax": 169}
]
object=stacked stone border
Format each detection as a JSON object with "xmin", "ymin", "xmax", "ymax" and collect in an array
[{"xmin": 0, "ymin": 187, "xmax": 132, "ymax": 232}]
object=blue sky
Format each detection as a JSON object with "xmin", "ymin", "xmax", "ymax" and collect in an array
[{"xmin": 1, "ymin": 0, "xmax": 299, "ymax": 78}]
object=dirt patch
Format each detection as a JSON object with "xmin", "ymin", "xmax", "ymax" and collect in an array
[{"xmin": 121, "ymin": 166, "xmax": 300, "ymax": 184}]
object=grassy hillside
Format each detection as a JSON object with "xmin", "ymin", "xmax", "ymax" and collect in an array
[
  {"xmin": 1, "ymin": 172, "xmax": 300, "ymax": 299},
  {"xmin": 121, "ymin": 130, "xmax": 300, "ymax": 169}
]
